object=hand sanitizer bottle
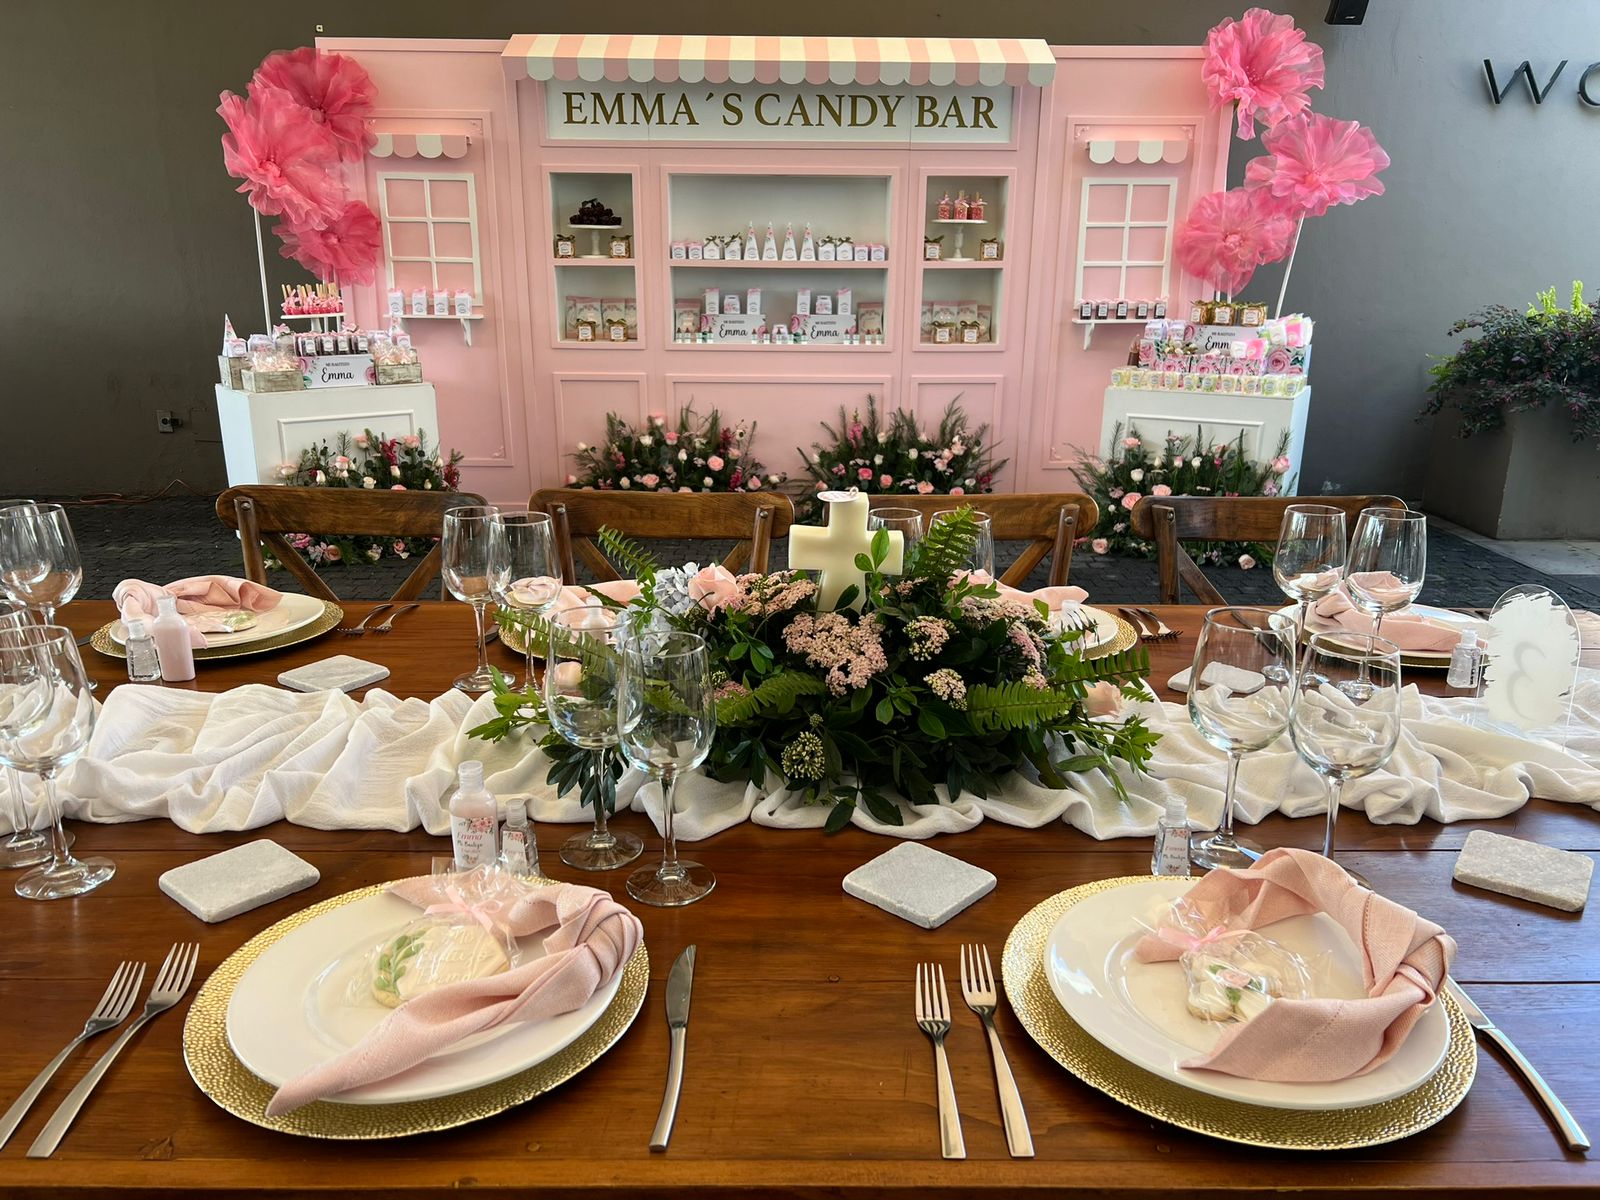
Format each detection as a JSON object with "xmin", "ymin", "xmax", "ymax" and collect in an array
[
  {"xmin": 1151, "ymin": 795, "xmax": 1192, "ymax": 877},
  {"xmin": 1447, "ymin": 628, "xmax": 1483, "ymax": 691},
  {"xmin": 124, "ymin": 618, "xmax": 161, "ymax": 683},
  {"xmin": 450, "ymin": 760, "xmax": 499, "ymax": 870},
  {"xmin": 152, "ymin": 595, "xmax": 195, "ymax": 682},
  {"xmin": 499, "ymin": 799, "xmax": 538, "ymax": 875}
]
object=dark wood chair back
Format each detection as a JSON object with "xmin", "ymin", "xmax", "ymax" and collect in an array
[
  {"xmin": 215, "ymin": 485, "xmax": 489, "ymax": 603},
  {"xmin": 532, "ymin": 489, "xmax": 797, "ymax": 583},
  {"xmin": 866, "ymin": 493, "xmax": 1099, "ymax": 587},
  {"xmin": 1129, "ymin": 494, "xmax": 1409, "ymax": 604}
]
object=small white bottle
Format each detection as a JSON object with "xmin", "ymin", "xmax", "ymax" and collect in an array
[
  {"xmin": 499, "ymin": 799, "xmax": 538, "ymax": 875},
  {"xmin": 1151, "ymin": 795, "xmax": 1192, "ymax": 877},
  {"xmin": 124, "ymin": 618, "xmax": 160, "ymax": 682},
  {"xmin": 1447, "ymin": 629, "xmax": 1483, "ymax": 690},
  {"xmin": 151, "ymin": 596, "xmax": 196, "ymax": 682},
  {"xmin": 450, "ymin": 760, "xmax": 499, "ymax": 870}
]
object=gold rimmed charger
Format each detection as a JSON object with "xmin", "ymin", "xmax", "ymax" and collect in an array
[
  {"xmin": 1001, "ymin": 876, "xmax": 1476, "ymax": 1149},
  {"xmin": 1083, "ymin": 612, "xmax": 1139, "ymax": 661},
  {"xmin": 90, "ymin": 601, "xmax": 343, "ymax": 661},
  {"xmin": 182, "ymin": 878, "xmax": 649, "ymax": 1139}
]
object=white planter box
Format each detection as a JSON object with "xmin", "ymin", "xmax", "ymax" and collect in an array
[
  {"xmin": 1098, "ymin": 384, "xmax": 1311, "ymax": 492},
  {"xmin": 214, "ymin": 382, "xmax": 440, "ymax": 486}
]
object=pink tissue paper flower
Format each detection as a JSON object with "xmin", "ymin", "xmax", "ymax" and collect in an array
[
  {"xmin": 218, "ymin": 87, "xmax": 343, "ymax": 226},
  {"xmin": 1203, "ymin": 7, "xmax": 1325, "ymax": 139},
  {"xmin": 1244, "ymin": 113, "xmax": 1391, "ymax": 219},
  {"xmin": 1175, "ymin": 187, "xmax": 1296, "ymax": 296},
  {"xmin": 250, "ymin": 47, "xmax": 377, "ymax": 162},
  {"xmin": 275, "ymin": 201, "xmax": 381, "ymax": 284}
]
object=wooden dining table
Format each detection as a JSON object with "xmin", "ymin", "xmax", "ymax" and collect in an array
[{"xmin": 1, "ymin": 601, "xmax": 1594, "ymax": 1198}]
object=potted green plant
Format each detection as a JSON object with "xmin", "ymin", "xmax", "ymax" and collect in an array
[{"xmin": 1422, "ymin": 282, "xmax": 1600, "ymax": 537}]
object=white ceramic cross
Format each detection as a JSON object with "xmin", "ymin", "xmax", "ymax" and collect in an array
[{"xmin": 789, "ymin": 490, "xmax": 904, "ymax": 610}]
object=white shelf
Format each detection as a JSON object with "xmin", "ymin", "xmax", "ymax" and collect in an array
[
  {"xmin": 932, "ymin": 218, "xmax": 989, "ymax": 225},
  {"xmin": 1072, "ymin": 317, "xmax": 1147, "ymax": 350},
  {"xmin": 568, "ymin": 223, "xmax": 627, "ymax": 230},
  {"xmin": 555, "ymin": 258, "xmax": 635, "ymax": 266},
  {"xmin": 668, "ymin": 258, "xmax": 886, "ymax": 270},
  {"xmin": 400, "ymin": 311, "xmax": 484, "ymax": 347},
  {"xmin": 279, "ymin": 310, "xmax": 346, "ymax": 321},
  {"xmin": 922, "ymin": 259, "xmax": 1003, "ymax": 269}
]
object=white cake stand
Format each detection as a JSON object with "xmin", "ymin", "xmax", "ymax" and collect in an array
[
  {"xmin": 570, "ymin": 223, "xmax": 623, "ymax": 259},
  {"xmin": 932, "ymin": 218, "xmax": 988, "ymax": 262}
]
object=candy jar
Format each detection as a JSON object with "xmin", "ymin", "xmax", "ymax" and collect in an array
[
  {"xmin": 937, "ymin": 191, "xmax": 953, "ymax": 220},
  {"xmin": 970, "ymin": 192, "xmax": 986, "ymax": 221},
  {"xmin": 954, "ymin": 190, "xmax": 970, "ymax": 220}
]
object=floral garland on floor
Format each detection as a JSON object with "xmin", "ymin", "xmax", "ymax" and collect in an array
[
  {"xmin": 798, "ymin": 395, "xmax": 1007, "ymax": 520},
  {"xmin": 1071, "ymin": 424, "xmax": 1293, "ymax": 568},
  {"xmin": 469, "ymin": 509, "xmax": 1156, "ymax": 830},
  {"xmin": 567, "ymin": 408, "xmax": 783, "ymax": 493},
  {"xmin": 264, "ymin": 429, "xmax": 463, "ymax": 568}
]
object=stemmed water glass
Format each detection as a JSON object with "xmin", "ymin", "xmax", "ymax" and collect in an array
[
  {"xmin": 1344, "ymin": 509, "xmax": 1426, "ymax": 693},
  {"xmin": 1187, "ymin": 607, "xmax": 1294, "ymax": 871},
  {"xmin": 932, "ymin": 509, "xmax": 995, "ymax": 577},
  {"xmin": 1273, "ymin": 504, "xmax": 1347, "ymax": 667},
  {"xmin": 1290, "ymin": 632, "xmax": 1403, "ymax": 886},
  {"xmin": 0, "ymin": 503, "xmax": 83, "ymax": 624},
  {"xmin": 488, "ymin": 510, "xmax": 563, "ymax": 688},
  {"xmin": 869, "ymin": 508, "xmax": 925, "ymax": 564},
  {"xmin": 0, "ymin": 600, "xmax": 53, "ymax": 868},
  {"xmin": 619, "ymin": 629, "xmax": 717, "ymax": 907},
  {"xmin": 0, "ymin": 626, "xmax": 114, "ymax": 899},
  {"xmin": 545, "ymin": 604, "xmax": 643, "ymax": 871},
  {"xmin": 441, "ymin": 505, "xmax": 499, "ymax": 693}
]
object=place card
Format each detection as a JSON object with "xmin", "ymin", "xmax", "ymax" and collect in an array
[{"xmin": 843, "ymin": 842, "xmax": 996, "ymax": 929}]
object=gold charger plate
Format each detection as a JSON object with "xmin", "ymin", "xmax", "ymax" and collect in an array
[
  {"xmin": 91, "ymin": 600, "xmax": 343, "ymax": 661},
  {"xmin": 1083, "ymin": 613, "xmax": 1139, "ymax": 661},
  {"xmin": 182, "ymin": 878, "xmax": 649, "ymax": 1139},
  {"xmin": 1002, "ymin": 876, "xmax": 1476, "ymax": 1149}
]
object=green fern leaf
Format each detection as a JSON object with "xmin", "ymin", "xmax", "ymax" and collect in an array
[
  {"xmin": 595, "ymin": 527, "xmax": 659, "ymax": 586},
  {"xmin": 964, "ymin": 682, "xmax": 1082, "ymax": 732},
  {"xmin": 716, "ymin": 670, "xmax": 827, "ymax": 726}
]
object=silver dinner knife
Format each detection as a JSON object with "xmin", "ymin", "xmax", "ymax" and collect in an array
[
  {"xmin": 1446, "ymin": 978, "xmax": 1590, "ymax": 1152},
  {"xmin": 649, "ymin": 944, "xmax": 696, "ymax": 1152}
]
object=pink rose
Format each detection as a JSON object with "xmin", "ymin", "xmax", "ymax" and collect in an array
[
  {"xmin": 640, "ymin": 473, "xmax": 660, "ymax": 488},
  {"xmin": 392, "ymin": 540, "xmax": 407, "ymax": 554},
  {"xmin": 1091, "ymin": 538, "xmax": 1110, "ymax": 555},
  {"xmin": 815, "ymin": 480, "xmax": 826, "ymax": 490},
  {"xmin": 353, "ymin": 433, "xmax": 368, "ymax": 448},
  {"xmin": 729, "ymin": 447, "xmax": 742, "ymax": 459},
  {"xmin": 1271, "ymin": 455, "xmax": 1292, "ymax": 472},
  {"xmin": 916, "ymin": 481, "xmax": 934, "ymax": 495},
  {"xmin": 391, "ymin": 484, "xmax": 407, "ymax": 491},
  {"xmin": 1151, "ymin": 484, "xmax": 1172, "ymax": 497},
  {"xmin": 323, "ymin": 545, "xmax": 342, "ymax": 563},
  {"xmin": 687, "ymin": 564, "xmax": 741, "ymax": 613},
  {"xmin": 858, "ymin": 466, "xmax": 874, "ymax": 481},
  {"xmin": 949, "ymin": 486, "xmax": 965, "ymax": 496},
  {"xmin": 1084, "ymin": 681, "xmax": 1123, "ymax": 718},
  {"xmin": 1238, "ymin": 554, "xmax": 1257, "ymax": 570},
  {"xmin": 1109, "ymin": 487, "xmax": 1124, "ymax": 499},
  {"xmin": 650, "ymin": 412, "xmax": 666, "ymax": 426},
  {"xmin": 678, "ymin": 486, "xmax": 693, "ymax": 493},
  {"xmin": 879, "ymin": 473, "xmax": 894, "ymax": 488},
  {"xmin": 665, "ymin": 431, "xmax": 680, "ymax": 445},
  {"xmin": 747, "ymin": 476, "xmax": 763, "ymax": 490},
  {"xmin": 1121, "ymin": 436, "xmax": 1141, "ymax": 449},
  {"xmin": 1120, "ymin": 492, "xmax": 1141, "ymax": 511},
  {"xmin": 402, "ymin": 434, "xmax": 421, "ymax": 449},
  {"xmin": 565, "ymin": 473, "xmax": 577, "ymax": 485},
  {"xmin": 707, "ymin": 455, "xmax": 725, "ymax": 471}
]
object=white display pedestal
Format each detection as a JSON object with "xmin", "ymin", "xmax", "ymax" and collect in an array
[
  {"xmin": 1097, "ymin": 385, "xmax": 1311, "ymax": 493},
  {"xmin": 214, "ymin": 383, "xmax": 440, "ymax": 485}
]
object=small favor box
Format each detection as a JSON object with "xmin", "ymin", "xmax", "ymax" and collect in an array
[
  {"xmin": 555, "ymin": 234, "xmax": 576, "ymax": 258},
  {"xmin": 703, "ymin": 287, "xmax": 720, "ymax": 315},
  {"xmin": 240, "ymin": 367, "xmax": 304, "ymax": 393},
  {"xmin": 670, "ymin": 241, "xmax": 687, "ymax": 260},
  {"xmin": 979, "ymin": 237, "xmax": 1001, "ymax": 261},
  {"xmin": 836, "ymin": 238, "xmax": 855, "ymax": 261},
  {"xmin": 609, "ymin": 234, "xmax": 633, "ymax": 259},
  {"xmin": 218, "ymin": 354, "xmax": 247, "ymax": 389},
  {"xmin": 703, "ymin": 238, "xmax": 722, "ymax": 260},
  {"xmin": 375, "ymin": 361, "xmax": 423, "ymax": 384},
  {"xmin": 687, "ymin": 240, "xmax": 704, "ymax": 260},
  {"xmin": 410, "ymin": 289, "xmax": 428, "ymax": 317},
  {"xmin": 814, "ymin": 292, "xmax": 834, "ymax": 316},
  {"xmin": 819, "ymin": 241, "xmax": 837, "ymax": 262},
  {"xmin": 870, "ymin": 243, "xmax": 887, "ymax": 262},
  {"xmin": 853, "ymin": 244, "xmax": 870, "ymax": 263},
  {"xmin": 923, "ymin": 239, "xmax": 942, "ymax": 261}
]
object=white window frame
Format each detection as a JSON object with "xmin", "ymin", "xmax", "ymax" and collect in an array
[
  {"xmin": 1073, "ymin": 177, "xmax": 1177, "ymax": 304},
  {"xmin": 377, "ymin": 172, "xmax": 484, "ymax": 302}
]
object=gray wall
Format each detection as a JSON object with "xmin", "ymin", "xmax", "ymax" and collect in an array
[{"xmin": 4, "ymin": 0, "xmax": 1596, "ymax": 498}]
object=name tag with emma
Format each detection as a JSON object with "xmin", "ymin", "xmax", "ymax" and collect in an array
[{"xmin": 302, "ymin": 354, "xmax": 375, "ymax": 389}]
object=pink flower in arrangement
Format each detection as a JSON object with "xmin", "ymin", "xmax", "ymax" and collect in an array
[
  {"xmin": 217, "ymin": 87, "xmax": 343, "ymax": 226},
  {"xmin": 1109, "ymin": 487, "xmax": 1125, "ymax": 499},
  {"xmin": 858, "ymin": 467, "xmax": 874, "ymax": 481},
  {"xmin": 916, "ymin": 481, "xmax": 935, "ymax": 495},
  {"xmin": 650, "ymin": 413, "xmax": 666, "ymax": 426},
  {"xmin": 1238, "ymin": 554, "xmax": 1258, "ymax": 570},
  {"xmin": 1091, "ymin": 538, "xmax": 1110, "ymax": 555},
  {"xmin": 565, "ymin": 473, "xmax": 577, "ymax": 485},
  {"xmin": 1244, "ymin": 114, "xmax": 1390, "ymax": 218},
  {"xmin": 1202, "ymin": 7, "xmax": 1325, "ymax": 138},
  {"xmin": 323, "ymin": 544, "xmax": 342, "ymax": 563},
  {"xmin": 1271, "ymin": 455, "xmax": 1292, "ymax": 472},
  {"xmin": 664, "ymin": 431, "xmax": 680, "ymax": 445},
  {"xmin": 391, "ymin": 484, "xmax": 406, "ymax": 491},
  {"xmin": 392, "ymin": 540, "xmax": 410, "ymax": 558},
  {"xmin": 640, "ymin": 473, "xmax": 660, "ymax": 488},
  {"xmin": 679, "ymin": 486, "xmax": 693, "ymax": 493},
  {"xmin": 729, "ymin": 447, "xmax": 742, "ymax": 460},
  {"xmin": 288, "ymin": 533, "xmax": 313, "ymax": 550},
  {"xmin": 949, "ymin": 486, "xmax": 965, "ymax": 496},
  {"xmin": 1151, "ymin": 484, "xmax": 1173, "ymax": 497},
  {"xmin": 687, "ymin": 565, "xmax": 741, "ymax": 612},
  {"xmin": 1175, "ymin": 187, "xmax": 1296, "ymax": 295},
  {"xmin": 880, "ymin": 473, "xmax": 894, "ymax": 488},
  {"xmin": 707, "ymin": 455, "xmax": 725, "ymax": 471},
  {"xmin": 275, "ymin": 201, "xmax": 381, "ymax": 284},
  {"xmin": 402, "ymin": 434, "xmax": 421, "ymax": 448},
  {"xmin": 1122, "ymin": 436, "xmax": 1141, "ymax": 449},
  {"xmin": 249, "ymin": 47, "xmax": 377, "ymax": 161},
  {"xmin": 815, "ymin": 480, "xmax": 827, "ymax": 491},
  {"xmin": 747, "ymin": 476, "xmax": 763, "ymax": 490},
  {"xmin": 1120, "ymin": 492, "xmax": 1142, "ymax": 511},
  {"xmin": 353, "ymin": 433, "xmax": 368, "ymax": 448}
]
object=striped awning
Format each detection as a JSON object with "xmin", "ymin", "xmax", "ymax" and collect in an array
[
  {"xmin": 1086, "ymin": 138, "xmax": 1189, "ymax": 164},
  {"xmin": 369, "ymin": 132, "xmax": 471, "ymax": 159},
  {"xmin": 502, "ymin": 34, "xmax": 1056, "ymax": 87}
]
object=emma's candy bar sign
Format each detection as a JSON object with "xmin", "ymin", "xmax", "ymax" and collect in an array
[{"xmin": 548, "ymin": 82, "xmax": 1012, "ymax": 144}]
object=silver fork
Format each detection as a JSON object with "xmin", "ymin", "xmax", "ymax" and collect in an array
[
  {"xmin": 1119, "ymin": 607, "xmax": 1157, "ymax": 641},
  {"xmin": 371, "ymin": 602, "xmax": 420, "ymax": 634},
  {"xmin": 915, "ymin": 962, "xmax": 965, "ymax": 1160},
  {"xmin": 1056, "ymin": 605, "xmax": 1095, "ymax": 635},
  {"xmin": 337, "ymin": 604, "xmax": 392, "ymax": 636},
  {"xmin": 27, "ymin": 943, "xmax": 199, "ymax": 1158},
  {"xmin": 959, "ymin": 944, "xmax": 1034, "ymax": 1158},
  {"xmin": 1134, "ymin": 607, "xmax": 1178, "ymax": 641},
  {"xmin": 0, "ymin": 961, "xmax": 144, "ymax": 1150}
]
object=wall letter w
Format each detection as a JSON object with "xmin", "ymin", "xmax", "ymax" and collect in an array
[{"xmin": 1483, "ymin": 59, "xmax": 1568, "ymax": 104}]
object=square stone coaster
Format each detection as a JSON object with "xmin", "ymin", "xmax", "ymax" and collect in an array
[
  {"xmin": 1454, "ymin": 829, "xmax": 1593, "ymax": 912},
  {"xmin": 843, "ymin": 842, "xmax": 996, "ymax": 929},
  {"xmin": 159, "ymin": 840, "xmax": 320, "ymax": 923},
  {"xmin": 278, "ymin": 655, "xmax": 390, "ymax": 693},
  {"xmin": 1167, "ymin": 663, "xmax": 1266, "ymax": 695}
]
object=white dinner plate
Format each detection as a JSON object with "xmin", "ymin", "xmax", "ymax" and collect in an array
[
  {"xmin": 1043, "ymin": 877, "xmax": 1449, "ymax": 1110},
  {"xmin": 226, "ymin": 888, "xmax": 626, "ymax": 1105},
  {"xmin": 111, "ymin": 591, "xmax": 327, "ymax": 648},
  {"xmin": 1287, "ymin": 602, "xmax": 1486, "ymax": 667},
  {"xmin": 1055, "ymin": 604, "xmax": 1118, "ymax": 652}
]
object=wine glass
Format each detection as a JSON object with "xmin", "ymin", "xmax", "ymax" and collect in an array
[
  {"xmin": 441, "ymin": 505, "xmax": 499, "ymax": 693},
  {"xmin": 932, "ymin": 509, "xmax": 995, "ymax": 577},
  {"xmin": 0, "ymin": 503, "xmax": 83, "ymax": 624},
  {"xmin": 869, "ymin": 507, "xmax": 925, "ymax": 564},
  {"xmin": 1272, "ymin": 504, "xmax": 1347, "ymax": 669},
  {"xmin": 545, "ymin": 604, "xmax": 642, "ymax": 871},
  {"xmin": 1290, "ymin": 632, "xmax": 1403, "ymax": 885},
  {"xmin": 488, "ymin": 510, "xmax": 563, "ymax": 688},
  {"xmin": 1344, "ymin": 508, "xmax": 1426, "ymax": 693},
  {"xmin": 0, "ymin": 600, "xmax": 52, "ymax": 868},
  {"xmin": 1187, "ymin": 606, "xmax": 1293, "ymax": 871},
  {"xmin": 0, "ymin": 626, "xmax": 114, "ymax": 899},
  {"xmin": 620, "ymin": 629, "xmax": 717, "ymax": 907}
]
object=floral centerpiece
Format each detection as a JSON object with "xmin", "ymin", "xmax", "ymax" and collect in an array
[
  {"xmin": 567, "ymin": 408, "xmax": 782, "ymax": 493},
  {"xmin": 798, "ymin": 395, "xmax": 1006, "ymax": 519},
  {"xmin": 267, "ymin": 428, "xmax": 463, "ymax": 567},
  {"xmin": 1071, "ymin": 424, "xmax": 1293, "ymax": 569},
  {"xmin": 470, "ymin": 509, "xmax": 1156, "ymax": 830},
  {"xmin": 1423, "ymin": 282, "xmax": 1600, "ymax": 444}
]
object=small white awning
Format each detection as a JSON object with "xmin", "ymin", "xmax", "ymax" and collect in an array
[
  {"xmin": 369, "ymin": 132, "xmax": 471, "ymax": 159},
  {"xmin": 1077, "ymin": 124, "xmax": 1191, "ymax": 165}
]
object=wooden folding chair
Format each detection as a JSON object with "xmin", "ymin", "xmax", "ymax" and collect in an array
[
  {"xmin": 1129, "ymin": 494, "xmax": 1409, "ymax": 604},
  {"xmin": 215, "ymin": 485, "xmax": 489, "ymax": 602},
  {"xmin": 532, "ymin": 489, "xmax": 797, "ymax": 584},
  {"xmin": 866, "ymin": 493, "xmax": 1099, "ymax": 587}
]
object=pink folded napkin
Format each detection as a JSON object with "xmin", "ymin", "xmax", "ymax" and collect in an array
[
  {"xmin": 1309, "ymin": 587, "xmax": 1459, "ymax": 654},
  {"xmin": 552, "ymin": 579, "xmax": 642, "ymax": 613},
  {"xmin": 265, "ymin": 876, "xmax": 643, "ymax": 1115},
  {"xmin": 1135, "ymin": 848, "xmax": 1455, "ymax": 1082},
  {"xmin": 113, "ymin": 576, "xmax": 282, "ymax": 648},
  {"xmin": 998, "ymin": 582, "xmax": 1089, "ymax": 613}
]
